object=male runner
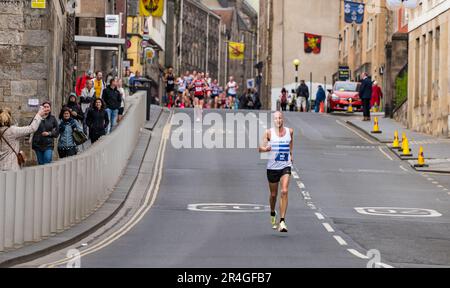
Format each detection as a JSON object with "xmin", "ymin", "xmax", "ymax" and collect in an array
[
  {"xmin": 164, "ymin": 67, "xmax": 176, "ymax": 108},
  {"xmin": 226, "ymin": 76, "xmax": 239, "ymax": 110},
  {"xmin": 192, "ymin": 73, "xmax": 206, "ymax": 122},
  {"xmin": 258, "ymin": 111, "xmax": 293, "ymax": 233}
]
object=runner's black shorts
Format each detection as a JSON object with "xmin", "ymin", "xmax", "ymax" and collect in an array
[
  {"xmin": 267, "ymin": 167, "xmax": 292, "ymax": 183},
  {"xmin": 195, "ymin": 95, "xmax": 204, "ymax": 101}
]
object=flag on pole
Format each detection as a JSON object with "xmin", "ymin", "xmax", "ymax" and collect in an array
[
  {"xmin": 344, "ymin": 1, "xmax": 365, "ymax": 24},
  {"xmin": 304, "ymin": 33, "xmax": 322, "ymax": 54},
  {"xmin": 228, "ymin": 42, "xmax": 245, "ymax": 60},
  {"xmin": 139, "ymin": 0, "xmax": 164, "ymax": 17}
]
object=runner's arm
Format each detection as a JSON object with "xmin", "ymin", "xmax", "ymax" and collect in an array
[
  {"xmin": 290, "ymin": 128, "xmax": 294, "ymax": 164},
  {"xmin": 258, "ymin": 129, "xmax": 272, "ymax": 153}
]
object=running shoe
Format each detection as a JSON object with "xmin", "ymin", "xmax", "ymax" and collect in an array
[
  {"xmin": 278, "ymin": 221, "xmax": 288, "ymax": 233},
  {"xmin": 271, "ymin": 212, "xmax": 277, "ymax": 230}
]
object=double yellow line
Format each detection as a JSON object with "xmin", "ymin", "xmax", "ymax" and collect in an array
[{"xmin": 42, "ymin": 112, "xmax": 173, "ymax": 268}]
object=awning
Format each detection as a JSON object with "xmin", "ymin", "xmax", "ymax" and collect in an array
[{"xmin": 75, "ymin": 35, "xmax": 126, "ymax": 46}]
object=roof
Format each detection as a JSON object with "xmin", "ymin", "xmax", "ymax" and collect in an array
[{"xmin": 212, "ymin": 8, "xmax": 234, "ymax": 30}]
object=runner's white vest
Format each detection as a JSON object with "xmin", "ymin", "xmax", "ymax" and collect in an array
[{"xmin": 267, "ymin": 127, "xmax": 292, "ymax": 170}]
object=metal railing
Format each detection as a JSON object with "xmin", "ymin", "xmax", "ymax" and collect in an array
[{"xmin": 0, "ymin": 92, "xmax": 147, "ymax": 252}]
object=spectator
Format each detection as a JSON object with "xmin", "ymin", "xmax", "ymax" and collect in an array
[
  {"xmin": 102, "ymin": 78, "xmax": 122, "ymax": 134},
  {"xmin": 75, "ymin": 69, "xmax": 93, "ymax": 97},
  {"xmin": 80, "ymin": 79, "xmax": 95, "ymax": 114},
  {"xmin": 58, "ymin": 107, "xmax": 82, "ymax": 159},
  {"xmin": 117, "ymin": 79, "xmax": 126, "ymax": 122},
  {"xmin": 371, "ymin": 81, "xmax": 383, "ymax": 111},
  {"xmin": 315, "ymin": 85, "xmax": 326, "ymax": 113},
  {"xmin": 359, "ymin": 72, "xmax": 373, "ymax": 121},
  {"xmin": 32, "ymin": 101, "xmax": 59, "ymax": 165},
  {"xmin": 296, "ymin": 80, "xmax": 310, "ymax": 112},
  {"xmin": 93, "ymin": 71, "xmax": 105, "ymax": 99},
  {"xmin": 280, "ymin": 88, "xmax": 288, "ymax": 111},
  {"xmin": 66, "ymin": 93, "xmax": 84, "ymax": 124},
  {"xmin": 86, "ymin": 99, "xmax": 109, "ymax": 144},
  {"xmin": 0, "ymin": 106, "xmax": 47, "ymax": 171}
]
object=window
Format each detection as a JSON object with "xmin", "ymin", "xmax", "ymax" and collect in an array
[
  {"xmin": 435, "ymin": 27, "xmax": 440, "ymax": 98},
  {"xmin": 414, "ymin": 38, "xmax": 420, "ymax": 107},
  {"xmin": 427, "ymin": 31, "xmax": 433, "ymax": 106}
]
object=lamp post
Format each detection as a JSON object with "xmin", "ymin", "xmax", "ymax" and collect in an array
[{"xmin": 293, "ymin": 59, "xmax": 300, "ymax": 88}]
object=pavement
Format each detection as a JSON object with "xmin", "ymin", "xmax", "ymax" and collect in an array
[
  {"xmin": 16, "ymin": 109, "xmax": 450, "ymax": 268},
  {"xmin": 0, "ymin": 105, "xmax": 164, "ymax": 267},
  {"xmin": 345, "ymin": 113, "xmax": 450, "ymax": 173}
]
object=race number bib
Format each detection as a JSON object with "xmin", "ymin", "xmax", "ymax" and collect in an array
[{"xmin": 275, "ymin": 153, "xmax": 289, "ymax": 162}]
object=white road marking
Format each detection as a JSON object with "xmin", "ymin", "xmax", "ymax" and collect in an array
[
  {"xmin": 399, "ymin": 165, "xmax": 409, "ymax": 173},
  {"xmin": 43, "ymin": 113, "xmax": 174, "ymax": 268},
  {"xmin": 333, "ymin": 235, "xmax": 347, "ymax": 246},
  {"xmin": 292, "ymin": 171, "xmax": 299, "ymax": 179},
  {"xmin": 323, "ymin": 223, "xmax": 335, "ymax": 233},
  {"xmin": 297, "ymin": 181, "xmax": 305, "ymax": 189},
  {"xmin": 427, "ymin": 178, "xmax": 435, "ymax": 181},
  {"xmin": 432, "ymin": 182, "xmax": 439, "ymax": 185},
  {"xmin": 335, "ymin": 120, "xmax": 376, "ymax": 144},
  {"xmin": 347, "ymin": 249, "xmax": 369, "ymax": 259},
  {"xmin": 379, "ymin": 147, "xmax": 394, "ymax": 161},
  {"xmin": 315, "ymin": 213, "xmax": 325, "ymax": 220},
  {"xmin": 437, "ymin": 185, "xmax": 444, "ymax": 188}
]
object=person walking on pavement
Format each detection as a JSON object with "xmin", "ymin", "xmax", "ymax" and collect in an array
[
  {"xmin": 259, "ymin": 111, "xmax": 294, "ymax": 233},
  {"xmin": 66, "ymin": 93, "xmax": 84, "ymax": 124},
  {"xmin": 102, "ymin": 78, "xmax": 122, "ymax": 134},
  {"xmin": 359, "ymin": 72, "xmax": 373, "ymax": 121},
  {"xmin": 296, "ymin": 80, "xmax": 310, "ymax": 112},
  {"xmin": 93, "ymin": 71, "xmax": 106, "ymax": 99},
  {"xmin": 279, "ymin": 88, "xmax": 288, "ymax": 111},
  {"xmin": 57, "ymin": 107, "xmax": 82, "ymax": 159},
  {"xmin": 0, "ymin": 106, "xmax": 47, "ymax": 171},
  {"xmin": 86, "ymin": 99, "xmax": 109, "ymax": 144},
  {"xmin": 371, "ymin": 81, "xmax": 383, "ymax": 112},
  {"xmin": 315, "ymin": 85, "xmax": 326, "ymax": 113},
  {"xmin": 32, "ymin": 102, "xmax": 59, "ymax": 165}
]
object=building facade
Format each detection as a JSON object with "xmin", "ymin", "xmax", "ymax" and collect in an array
[
  {"xmin": 260, "ymin": 0, "xmax": 340, "ymax": 110},
  {"xmin": 407, "ymin": 0, "xmax": 450, "ymax": 136}
]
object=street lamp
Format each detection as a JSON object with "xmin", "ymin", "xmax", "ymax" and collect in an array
[
  {"xmin": 386, "ymin": 0, "xmax": 418, "ymax": 10},
  {"xmin": 293, "ymin": 59, "xmax": 300, "ymax": 87}
]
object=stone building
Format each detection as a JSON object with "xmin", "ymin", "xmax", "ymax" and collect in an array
[
  {"xmin": 407, "ymin": 0, "xmax": 450, "ymax": 136},
  {"xmin": 74, "ymin": 0, "xmax": 126, "ymax": 78},
  {"xmin": 0, "ymin": 0, "xmax": 75, "ymax": 124},
  {"xmin": 260, "ymin": 0, "xmax": 340, "ymax": 110}
]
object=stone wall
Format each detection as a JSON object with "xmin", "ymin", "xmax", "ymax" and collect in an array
[
  {"xmin": 0, "ymin": 0, "xmax": 69, "ymax": 163},
  {"xmin": 394, "ymin": 100, "xmax": 408, "ymax": 127}
]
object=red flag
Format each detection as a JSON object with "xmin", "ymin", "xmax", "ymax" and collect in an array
[{"xmin": 304, "ymin": 33, "xmax": 322, "ymax": 54}]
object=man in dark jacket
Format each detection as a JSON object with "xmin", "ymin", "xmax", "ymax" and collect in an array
[
  {"xmin": 102, "ymin": 78, "xmax": 122, "ymax": 134},
  {"xmin": 32, "ymin": 101, "xmax": 59, "ymax": 165},
  {"xmin": 296, "ymin": 80, "xmax": 310, "ymax": 112},
  {"xmin": 66, "ymin": 93, "xmax": 84, "ymax": 124},
  {"xmin": 359, "ymin": 73, "xmax": 373, "ymax": 121},
  {"xmin": 86, "ymin": 99, "xmax": 109, "ymax": 144}
]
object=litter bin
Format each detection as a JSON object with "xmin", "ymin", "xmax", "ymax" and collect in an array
[{"xmin": 132, "ymin": 77, "xmax": 155, "ymax": 121}]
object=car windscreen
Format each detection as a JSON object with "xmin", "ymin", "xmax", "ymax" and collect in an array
[{"xmin": 334, "ymin": 83, "xmax": 359, "ymax": 92}]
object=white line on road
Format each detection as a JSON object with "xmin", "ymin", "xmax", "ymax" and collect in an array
[
  {"xmin": 437, "ymin": 185, "xmax": 444, "ymax": 188},
  {"xmin": 292, "ymin": 171, "xmax": 299, "ymax": 179},
  {"xmin": 333, "ymin": 235, "xmax": 347, "ymax": 246},
  {"xmin": 399, "ymin": 165, "xmax": 409, "ymax": 173},
  {"xmin": 323, "ymin": 223, "xmax": 335, "ymax": 233},
  {"xmin": 315, "ymin": 213, "xmax": 324, "ymax": 220},
  {"xmin": 297, "ymin": 181, "xmax": 305, "ymax": 189},
  {"xmin": 347, "ymin": 249, "xmax": 369, "ymax": 259},
  {"xmin": 335, "ymin": 120, "xmax": 376, "ymax": 144},
  {"xmin": 379, "ymin": 147, "xmax": 394, "ymax": 161},
  {"xmin": 432, "ymin": 182, "xmax": 439, "ymax": 185}
]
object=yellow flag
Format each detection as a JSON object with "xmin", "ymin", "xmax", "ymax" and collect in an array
[
  {"xmin": 140, "ymin": 0, "xmax": 164, "ymax": 17},
  {"xmin": 228, "ymin": 42, "xmax": 245, "ymax": 60}
]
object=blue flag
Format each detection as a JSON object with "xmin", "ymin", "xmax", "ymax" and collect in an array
[{"xmin": 344, "ymin": 1, "xmax": 365, "ymax": 24}]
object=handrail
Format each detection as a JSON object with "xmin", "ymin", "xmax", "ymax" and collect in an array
[{"xmin": 0, "ymin": 92, "xmax": 147, "ymax": 251}]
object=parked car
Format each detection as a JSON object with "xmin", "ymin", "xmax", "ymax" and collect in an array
[{"xmin": 327, "ymin": 81, "xmax": 362, "ymax": 113}]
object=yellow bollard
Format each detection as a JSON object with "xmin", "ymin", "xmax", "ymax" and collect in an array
[
  {"xmin": 371, "ymin": 117, "xmax": 382, "ymax": 134},
  {"xmin": 414, "ymin": 146, "xmax": 429, "ymax": 168},
  {"xmin": 392, "ymin": 131, "xmax": 400, "ymax": 149},
  {"xmin": 401, "ymin": 136, "xmax": 413, "ymax": 157},
  {"xmin": 347, "ymin": 98, "xmax": 354, "ymax": 113}
]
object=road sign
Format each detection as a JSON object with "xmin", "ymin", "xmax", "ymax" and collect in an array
[
  {"xmin": 188, "ymin": 203, "xmax": 269, "ymax": 213},
  {"xmin": 31, "ymin": 0, "xmax": 46, "ymax": 9},
  {"xmin": 105, "ymin": 15, "xmax": 120, "ymax": 36},
  {"xmin": 355, "ymin": 207, "xmax": 442, "ymax": 217}
]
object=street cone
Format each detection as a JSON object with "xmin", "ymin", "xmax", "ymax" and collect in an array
[
  {"xmin": 392, "ymin": 131, "xmax": 400, "ymax": 149},
  {"xmin": 401, "ymin": 136, "xmax": 413, "ymax": 157},
  {"xmin": 320, "ymin": 102, "xmax": 325, "ymax": 113},
  {"xmin": 400, "ymin": 132, "xmax": 407, "ymax": 151},
  {"xmin": 414, "ymin": 146, "xmax": 429, "ymax": 168},
  {"xmin": 371, "ymin": 117, "xmax": 382, "ymax": 134},
  {"xmin": 347, "ymin": 98, "xmax": 354, "ymax": 113}
]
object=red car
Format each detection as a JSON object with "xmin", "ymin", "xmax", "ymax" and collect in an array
[{"xmin": 327, "ymin": 81, "xmax": 362, "ymax": 113}]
